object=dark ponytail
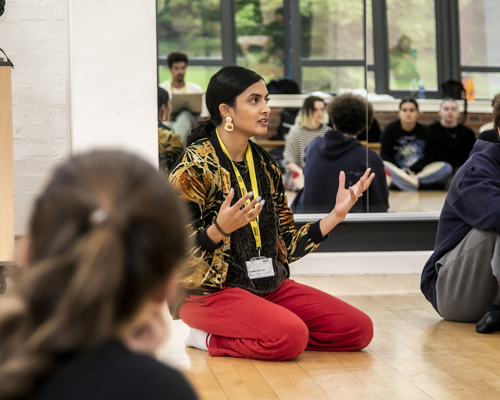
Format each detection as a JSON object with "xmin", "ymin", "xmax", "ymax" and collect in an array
[
  {"xmin": 0, "ymin": 150, "xmax": 188, "ymax": 400},
  {"xmin": 186, "ymin": 119, "xmax": 217, "ymax": 147},
  {"xmin": 187, "ymin": 65, "xmax": 263, "ymax": 147}
]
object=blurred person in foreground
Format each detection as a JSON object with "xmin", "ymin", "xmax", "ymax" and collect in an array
[{"xmin": 0, "ymin": 151, "xmax": 198, "ymax": 399}]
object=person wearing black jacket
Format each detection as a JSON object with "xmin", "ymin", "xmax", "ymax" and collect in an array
[
  {"xmin": 428, "ymin": 98, "xmax": 476, "ymax": 171},
  {"xmin": 380, "ymin": 98, "xmax": 453, "ymax": 190}
]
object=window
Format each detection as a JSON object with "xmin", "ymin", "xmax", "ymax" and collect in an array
[
  {"xmin": 386, "ymin": 0, "xmax": 437, "ymax": 91},
  {"xmin": 459, "ymin": 0, "xmax": 500, "ymax": 100},
  {"xmin": 235, "ymin": 0, "xmax": 285, "ymax": 82},
  {"xmin": 157, "ymin": 0, "xmax": 500, "ymax": 98}
]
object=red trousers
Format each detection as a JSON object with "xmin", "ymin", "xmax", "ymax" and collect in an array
[{"xmin": 178, "ymin": 279, "xmax": 373, "ymax": 361}]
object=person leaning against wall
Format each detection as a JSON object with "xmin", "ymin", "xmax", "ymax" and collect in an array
[
  {"xmin": 0, "ymin": 151, "xmax": 198, "ymax": 400},
  {"xmin": 380, "ymin": 97, "xmax": 453, "ymax": 191},
  {"xmin": 292, "ymin": 93, "xmax": 389, "ymax": 214},
  {"xmin": 422, "ymin": 96, "xmax": 500, "ymax": 334},
  {"xmin": 168, "ymin": 65, "xmax": 374, "ymax": 361}
]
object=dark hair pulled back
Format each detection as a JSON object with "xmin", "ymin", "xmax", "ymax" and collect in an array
[
  {"xmin": 0, "ymin": 150, "xmax": 188, "ymax": 399},
  {"xmin": 186, "ymin": 65, "xmax": 263, "ymax": 147}
]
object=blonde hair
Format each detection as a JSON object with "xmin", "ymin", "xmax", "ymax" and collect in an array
[
  {"xmin": 0, "ymin": 150, "xmax": 187, "ymax": 399},
  {"xmin": 295, "ymin": 96, "xmax": 328, "ymax": 129}
]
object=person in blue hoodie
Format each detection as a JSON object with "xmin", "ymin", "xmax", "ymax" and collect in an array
[
  {"xmin": 421, "ymin": 96, "xmax": 500, "ymax": 334},
  {"xmin": 292, "ymin": 93, "xmax": 389, "ymax": 213}
]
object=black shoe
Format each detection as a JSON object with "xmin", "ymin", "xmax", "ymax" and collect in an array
[{"xmin": 476, "ymin": 304, "xmax": 500, "ymax": 333}]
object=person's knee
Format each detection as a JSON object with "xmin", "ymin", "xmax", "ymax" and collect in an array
[
  {"xmin": 348, "ymin": 311, "xmax": 374, "ymax": 351},
  {"xmin": 272, "ymin": 318, "xmax": 309, "ymax": 360}
]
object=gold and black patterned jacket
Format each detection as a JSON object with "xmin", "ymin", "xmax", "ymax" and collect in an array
[
  {"xmin": 168, "ymin": 131, "xmax": 325, "ymax": 318},
  {"xmin": 158, "ymin": 122, "xmax": 183, "ymax": 174}
]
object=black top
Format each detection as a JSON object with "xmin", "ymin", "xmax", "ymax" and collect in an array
[
  {"xmin": 34, "ymin": 339, "xmax": 198, "ymax": 400},
  {"xmin": 428, "ymin": 121, "xmax": 476, "ymax": 169},
  {"xmin": 478, "ymin": 128, "xmax": 499, "ymax": 144},
  {"xmin": 380, "ymin": 120, "xmax": 434, "ymax": 173}
]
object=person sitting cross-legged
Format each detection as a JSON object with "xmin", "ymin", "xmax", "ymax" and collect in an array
[
  {"xmin": 381, "ymin": 97, "xmax": 453, "ymax": 191},
  {"xmin": 422, "ymin": 96, "xmax": 500, "ymax": 334}
]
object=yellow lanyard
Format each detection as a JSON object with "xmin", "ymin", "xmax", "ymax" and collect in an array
[
  {"xmin": 216, "ymin": 129, "xmax": 261, "ymax": 249},
  {"xmin": 171, "ymin": 81, "xmax": 187, "ymax": 93}
]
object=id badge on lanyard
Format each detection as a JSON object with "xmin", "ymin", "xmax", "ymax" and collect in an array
[{"xmin": 216, "ymin": 129, "xmax": 274, "ymax": 280}]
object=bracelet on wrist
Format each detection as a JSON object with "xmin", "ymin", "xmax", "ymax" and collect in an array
[{"xmin": 213, "ymin": 220, "xmax": 229, "ymax": 237}]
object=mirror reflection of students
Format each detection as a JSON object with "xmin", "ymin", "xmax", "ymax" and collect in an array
[
  {"xmin": 292, "ymin": 93, "xmax": 389, "ymax": 214},
  {"xmin": 428, "ymin": 98, "xmax": 476, "ymax": 180},
  {"xmin": 381, "ymin": 98, "xmax": 453, "ymax": 191}
]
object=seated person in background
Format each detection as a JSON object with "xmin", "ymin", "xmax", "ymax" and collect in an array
[
  {"xmin": 421, "ymin": 96, "xmax": 500, "ymax": 334},
  {"xmin": 356, "ymin": 117, "xmax": 382, "ymax": 143},
  {"xmin": 381, "ymin": 97, "xmax": 453, "ymax": 191},
  {"xmin": 292, "ymin": 94, "xmax": 388, "ymax": 213},
  {"xmin": 283, "ymin": 96, "xmax": 329, "ymax": 191},
  {"xmin": 158, "ymin": 86, "xmax": 183, "ymax": 173},
  {"xmin": 428, "ymin": 97, "xmax": 476, "ymax": 173},
  {"xmin": 160, "ymin": 51, "xmax": 205, "ymax": 145},
  {"xmin": 0, "ymin": 151, "xmax": 198, "ymax": 399},
  {"xmin": 478, "ymin": 93, "xmax": 500, "ymax": 143}
]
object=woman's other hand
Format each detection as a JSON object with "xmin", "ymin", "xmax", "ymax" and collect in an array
[{"xmin": 319, "ymin": 168, "xmax": 375, "ymax": 237}]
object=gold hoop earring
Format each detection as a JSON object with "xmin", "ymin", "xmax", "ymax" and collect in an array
[{"xmin": 225, "ymin": 116, "xmax": 234, "ymax": 132}]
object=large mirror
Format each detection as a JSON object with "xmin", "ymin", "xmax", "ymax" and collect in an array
[{"xmin": 156, "ymin": 0, "xmax": 498, "ymax": 216}]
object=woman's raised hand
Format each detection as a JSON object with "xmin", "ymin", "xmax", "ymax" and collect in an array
[
  {"xmin": 333, "ymin": 168, "xmax": 375, "ymax": 219},
  {"xmin": 216, "ymin": 188, "xmax": 265, "ymax": 234}
]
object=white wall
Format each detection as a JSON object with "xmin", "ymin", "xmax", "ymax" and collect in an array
[
  {"xmin": 67, "ymin": 1, "xmax": 158, "ymax": 161},
  {"xmin": 0, "ymin": 0, "xmax": 69, "ymax": 235},
  {"xmin": 0, "ymin": 0, "xmax": 158, "ymax": 235}
]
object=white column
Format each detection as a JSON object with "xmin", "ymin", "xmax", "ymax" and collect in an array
[{"xmin": 67, "ymin": 0, "xmax": 158, "ymax": 166}]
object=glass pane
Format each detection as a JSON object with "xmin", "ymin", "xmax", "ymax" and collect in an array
[
  {"xmin": 235, "ymin": 0, "xmax": 285, "ymax": 82},
  {"xmin": 367, "ymin": 70, "xmax": 376, "ymax": 94},
  {"xmin": 301, "ymin": 67, "xmax": 365, "ymax": 93},
  {"xmin": 157, "ymin": 0, "xmax": 222, "ymax": 59},
  {"xmin": 300, "ymin": 0, "xmax": 364, "ymax": 59},
  {"xmin": 462, "ymin": 72, "xmax": 500, "ymax": 101},
  {"xmin": 387, "ymin": 0, "xmax": 437, "ymax": 91},
  {"xmin": 158, "ymin": 65, "xmax": 220, "ymax": 91},
  {"xmin": 459, "ymin": 0, "xmax": 500, "ymax": 66},
  {"xmin": 366, "ymin": 0, "xmax": 374, "ymax": 64}
]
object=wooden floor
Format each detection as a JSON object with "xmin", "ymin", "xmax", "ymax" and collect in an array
[{"xmin": 159, "ymin": 274, "xmax": 500, "ymax": 400}]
